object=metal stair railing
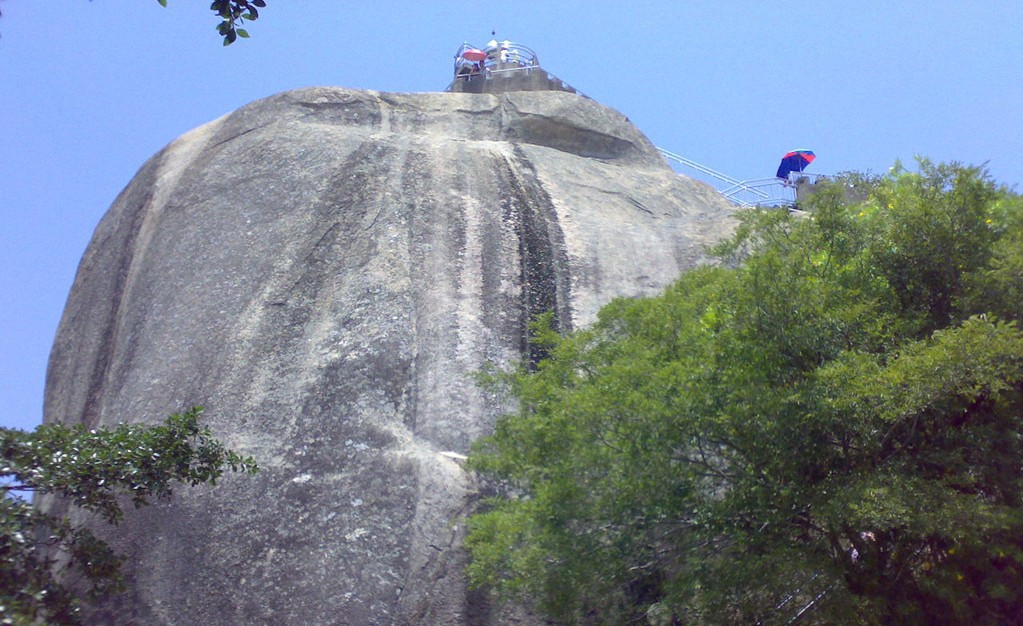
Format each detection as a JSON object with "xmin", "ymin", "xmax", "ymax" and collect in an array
[
  {"xmin": 659, "ymin": 147, "xmax": 823, "ymax": 208},
  {"xmin": 720, "ymin": 178, "xmax": 795, "ymax": 208},
  {"xmin": 659, "ymin": 148, "xmax": 768, "ymax": 207}
]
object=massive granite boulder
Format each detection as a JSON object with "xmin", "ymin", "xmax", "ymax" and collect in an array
[{"xmin": 43, "ymin": 86, "xmax": 734, "ymax": 624}]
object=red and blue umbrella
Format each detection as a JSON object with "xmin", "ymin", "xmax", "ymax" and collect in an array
[{"xmin": 776, "ymin": 149, "xmax": 816, "ymax": 179}]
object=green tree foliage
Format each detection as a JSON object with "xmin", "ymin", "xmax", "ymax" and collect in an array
[
  {"xmin": 0, "ymin": 407, "xmax": 258, "ymax": 625},
  {"xmin": 466, "ymin": 161, "xmax": 1023, "ymax": 625},
  {"xmin": 156, "ymin": 0, "xmax": 267, "ymax": 45}
]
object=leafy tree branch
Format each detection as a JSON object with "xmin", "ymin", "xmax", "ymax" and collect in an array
[
  {"xmin": 156, "ymin": 0, "xmax": 267, "ymax": 45},
  {"xmin": 1, "ymin": 407, "xmax": 258, "ymax": 625}
]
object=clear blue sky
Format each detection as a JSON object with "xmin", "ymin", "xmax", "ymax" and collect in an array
[{"xmin": 2, "ymin": 1, "xmax": 1021, "ymax": 432}]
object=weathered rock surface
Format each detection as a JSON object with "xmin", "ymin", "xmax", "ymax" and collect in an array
[{"xmin": 43, "ymin": 86, "xmax": 734, "ymax": 625}]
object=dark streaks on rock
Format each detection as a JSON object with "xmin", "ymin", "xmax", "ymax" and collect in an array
[{"xmin": 503, "ymin": 146, "xmax": 573, "ymax": 364}]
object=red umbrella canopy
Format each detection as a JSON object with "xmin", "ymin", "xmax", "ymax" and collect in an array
[{"xmin": 462, "ymin": 48, "xmax": 487, "ymax": 62}]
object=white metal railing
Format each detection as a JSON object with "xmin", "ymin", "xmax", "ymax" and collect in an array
[
  {"xmin": 659, "ymin": 147, "xmax": 823, "ymax": 208},
  {"xmin": 453, "ymin": 41, "xmax": 540, "ymax": 79},
  {"xmin": 659, "ymin": 148, "xmax": 751, "ymax": 190},
  {"xmin": 720, "ymin": 178, "xmax": 795, "ymax": 208}
]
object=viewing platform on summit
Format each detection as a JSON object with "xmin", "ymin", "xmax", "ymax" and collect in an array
[{"xmin": 446, "ymin": 39, "xmax": 580, "ymax": 95}]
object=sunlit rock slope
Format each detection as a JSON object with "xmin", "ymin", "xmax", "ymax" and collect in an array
[{"xmin": 43, "ymin": 86, "xmax": 734, "ymax": 625}]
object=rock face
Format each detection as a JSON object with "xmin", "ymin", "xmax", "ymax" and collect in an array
[{"xmin": 43, "ymin": 87, "xmax": 734, "ymax": 625}]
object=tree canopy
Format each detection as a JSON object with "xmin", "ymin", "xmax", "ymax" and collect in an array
[
  {"xmin": 1, "ymin": 407, "xmax": 258, "ymax": 625},
  {"xmin": 466, "ymin": 161, "xmax": 1023, "ymax": 625}
]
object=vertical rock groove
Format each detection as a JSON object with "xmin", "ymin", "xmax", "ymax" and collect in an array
[{"xmin": 504, "ymin": 146, "xmax": 573, "ymax": 364}]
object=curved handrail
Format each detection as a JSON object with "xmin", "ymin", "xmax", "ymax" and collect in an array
[
  {"xmin": 482, "ymin": 41, "xmax": 539, "ymax": 69},
  {"xmin": 452, "ymin": 42, "xmax": 480, "ymax": 75},
  {"xmin": 659, "ymin": 147, "xmax": 826, "ymax": 208},
  {"xmin": 453, "ymin": 41, "xmax": 541, "ymax": 78}
]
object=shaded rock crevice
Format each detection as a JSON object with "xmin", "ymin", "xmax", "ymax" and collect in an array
[
  {"xmin": 503, "ymin": 146, "xmax": 574, "ymax": 363},
  {"xmin": 76, "ymin": 183, "xmax": 155, "ymax": 431}
]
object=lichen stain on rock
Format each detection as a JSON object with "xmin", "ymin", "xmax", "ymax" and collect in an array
[{"xmin": 43, "ymin": 87, "xmax": 734, "ymax": 625}]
